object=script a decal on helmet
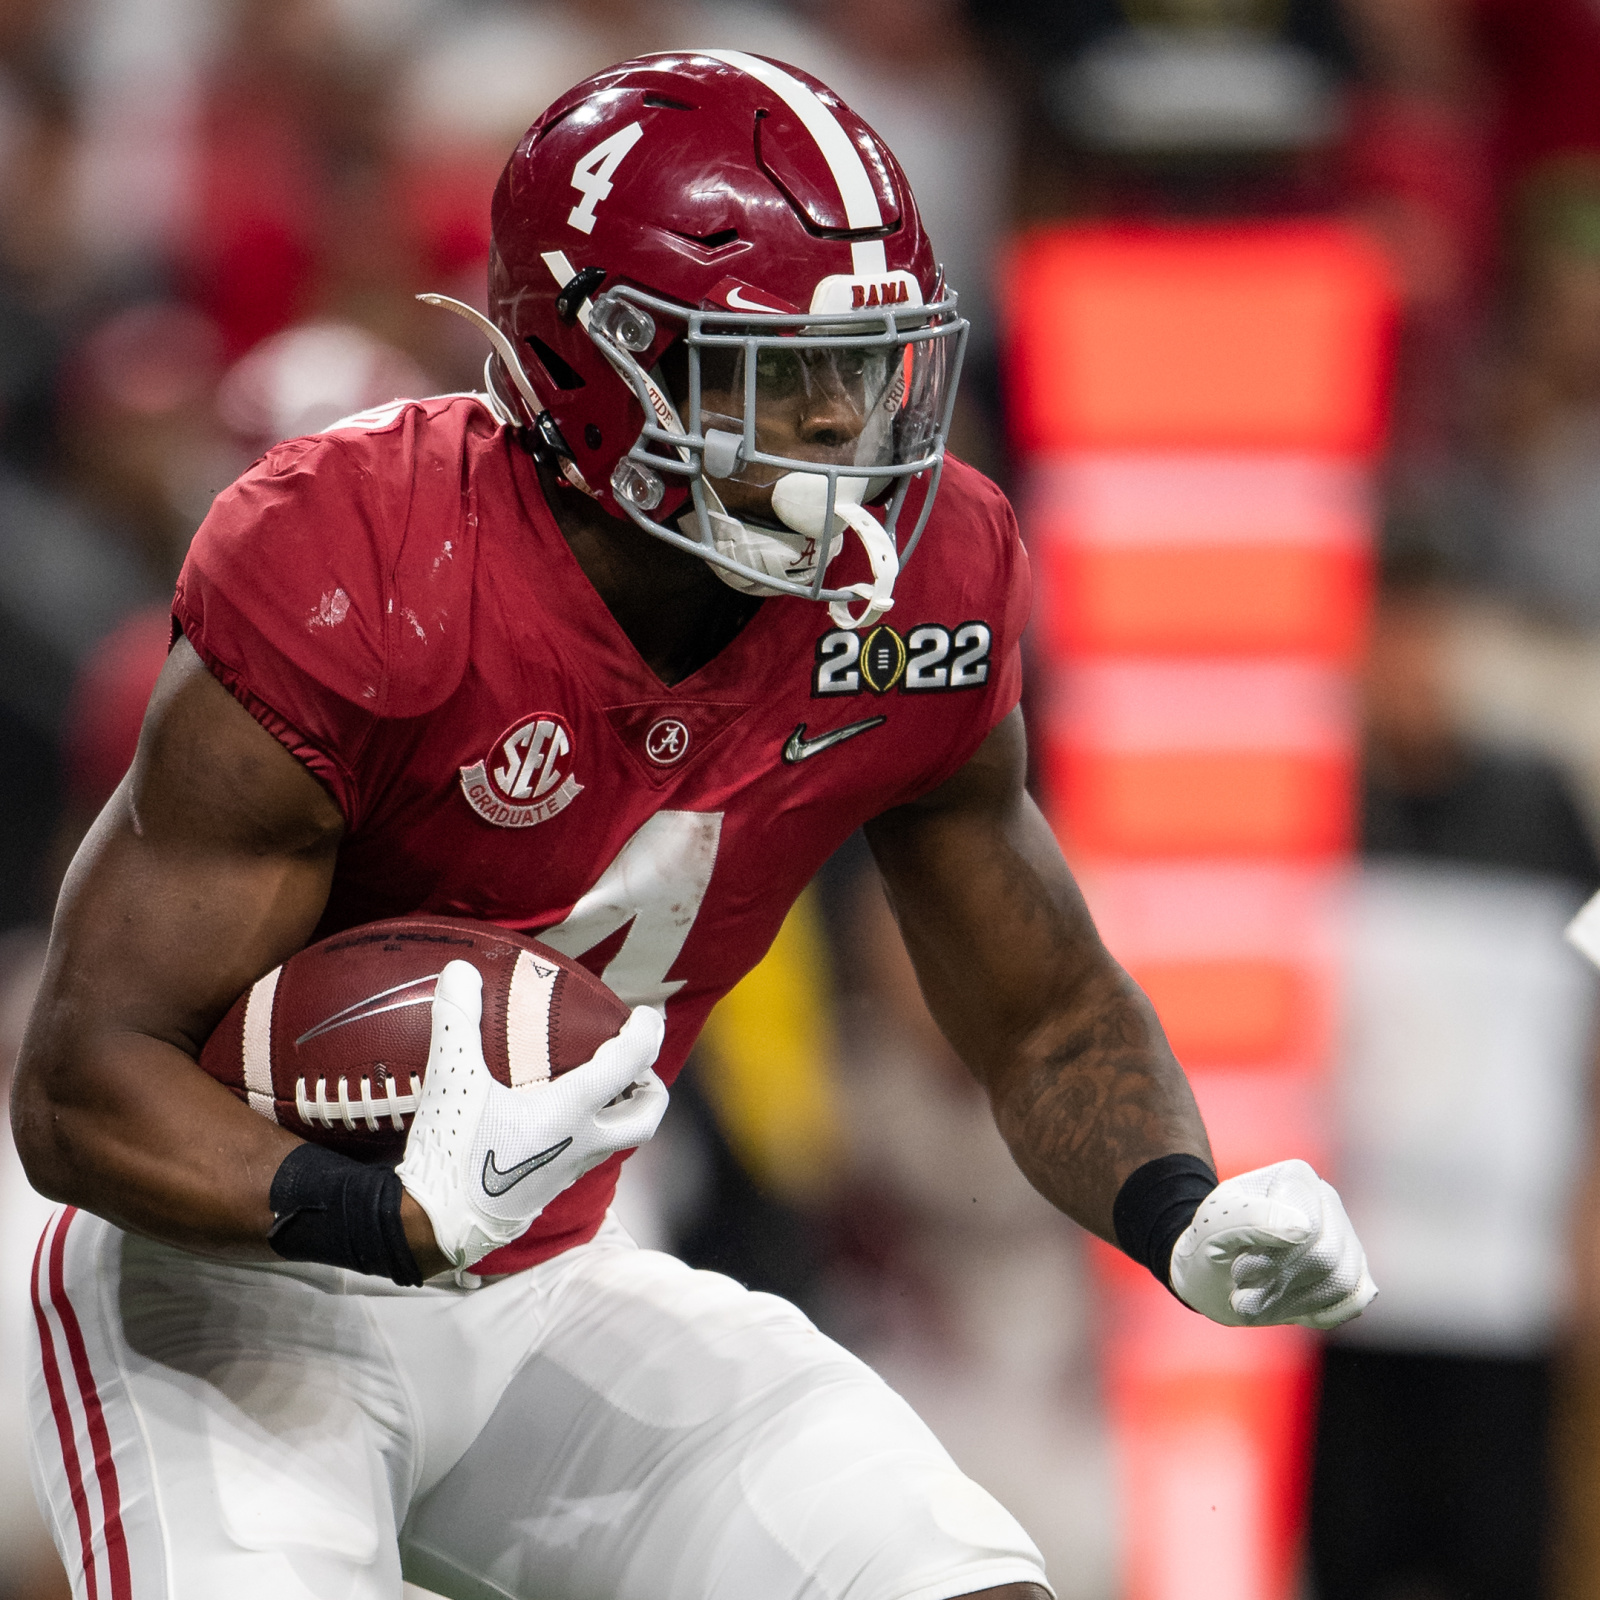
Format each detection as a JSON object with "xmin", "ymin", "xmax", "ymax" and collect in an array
[
  {"xmin": 459, "ymin": 714, "xmax": 583, "ymax": 828},
  {"xmin": 419, "ymin": 49, "xmax": 968, "ymax": 632}
]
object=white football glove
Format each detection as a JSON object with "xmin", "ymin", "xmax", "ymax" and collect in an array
[
  {"xmin": 1169, "ymin": 1158, "xmax": 1377, "ymax": 1329},
  {"xmin": 395, "ymin": 960, "xmax": 668, "ymax": 1271}
]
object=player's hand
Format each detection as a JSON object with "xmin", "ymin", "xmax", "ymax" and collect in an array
[
  {"xmin": 395, "ymin": 959, "xmax": 667, "ymax": 1271},
  {"xmin": 1169, "ymin": 1158, "xmax": 1377, "ymax": 1329}
]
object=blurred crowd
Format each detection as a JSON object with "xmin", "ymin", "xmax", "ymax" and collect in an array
[{"xmin": 9, "ymin": 2, "xmax": 1600, "ymax": 1598}]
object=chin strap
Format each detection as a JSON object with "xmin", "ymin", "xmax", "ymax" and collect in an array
[
  {"xmin": 822, "ymin": 502, "xmax": 897, "ymax": 630},
  {"xmin": 770, "ymin": 474, "xmax": 898, "ymax": 630}
]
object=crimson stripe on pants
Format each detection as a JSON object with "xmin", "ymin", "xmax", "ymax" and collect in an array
[
  {"xmin": 31, "ymin": 1212, "xmax": 101, "ymax": 1600},
  {"xmin": 49, "ymin": 1209, "xmax": 134, "ymax": 1600}
]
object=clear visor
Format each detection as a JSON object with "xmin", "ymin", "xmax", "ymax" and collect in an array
[
  {"xmin": 586, "ymin": 283, "xmax": 967, "ymax": 602},
  {"xmin": 689, "ymin": 333, "xmax": 950, "ymax": 518}
]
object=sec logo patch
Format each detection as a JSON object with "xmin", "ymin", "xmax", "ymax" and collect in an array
[{"xmin": 459, "ymin": 713, "xmax": 583, "ymax": 827}]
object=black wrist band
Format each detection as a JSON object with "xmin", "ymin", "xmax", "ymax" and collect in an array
[
  {"xmin": 1112, "ymin": 1153, "xmax": 1218, "ymax": 1295},
  {"xmin": 267, "ymin": 1144, "xmax": 423, "ymax": 1287}
]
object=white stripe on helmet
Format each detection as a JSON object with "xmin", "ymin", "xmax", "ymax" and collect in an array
[{"xmin": 701, "ymin": 49, "xmax": 888, "ymax": 278}]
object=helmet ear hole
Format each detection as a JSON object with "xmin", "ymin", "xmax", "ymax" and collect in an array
[{"xmin": 524, "ymin": 336, "xmax": 585, "ymax": 391}]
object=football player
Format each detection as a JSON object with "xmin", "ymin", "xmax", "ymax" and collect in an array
[{"xmin": 13, "ymin": 51, "xmax": 1374, "ymax": 1600}]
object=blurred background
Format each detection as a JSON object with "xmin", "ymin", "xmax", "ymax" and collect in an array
[{"xmin": 4, "ymin": 2, "xmax": 1600, "ymax": 1598}]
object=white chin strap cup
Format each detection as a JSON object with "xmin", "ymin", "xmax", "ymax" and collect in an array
[{"xmin": 770, "ymin": 473, "xmax": 897, "ymax": 631}]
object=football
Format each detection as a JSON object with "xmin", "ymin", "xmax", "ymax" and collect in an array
[{"xmin": 199, "ymin": 915, "xmax": 631, "ymax": 1160}]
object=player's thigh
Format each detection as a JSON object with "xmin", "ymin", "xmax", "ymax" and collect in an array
[
  {"xmin": 401, "ymin": 1243, "xmax": 1050, "ymax": 1600},
  {"xmin": 28, "ymin": 1207, "xmax": 411, "ymax": 1600}
]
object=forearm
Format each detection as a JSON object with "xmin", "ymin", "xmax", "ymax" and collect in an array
[
  {"xmin": 985, "ymin": 961, "xmax": 1211, "ymax": 1243},
  {"xmin": 872, "ymin": 716, "xmax": 1370, "ymax": 1326},
  {"xmin": 14, "ymin": 1026, "xmax": 449, "ymax": 1274},
  {"xmin": 13, "ymin": 1025, "xmax": 298, "ymax": 1257},
  {"xmin": 865, "ymin": 718, "xmax": 1212, "ymax": 1244},
  {"xmin": 13, "ymin": 807, "xmax": 315, "ymax": 1254}
]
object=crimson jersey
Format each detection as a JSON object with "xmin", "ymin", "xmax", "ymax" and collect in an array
[{"xmin": 175, "ymin": 394, "xmax": 1029, "ymax": 1271}]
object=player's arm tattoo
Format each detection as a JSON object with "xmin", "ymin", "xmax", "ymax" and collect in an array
[
  {"xmin": 865, "ymin": 708, "xmax": 1211, "ymax": 1243},
  {"xmin": 985, "ymin": 946, "xmax": 1210, "ymax": 1244}
]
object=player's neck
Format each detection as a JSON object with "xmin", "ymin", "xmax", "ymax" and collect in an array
[{"xmin": 535, "ymin": 458, "xmax": 762, "ymax": 686}]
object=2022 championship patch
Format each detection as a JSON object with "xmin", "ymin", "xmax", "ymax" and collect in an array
[{"xmin": 812, "ymin": 622, "xmax": 993, "ymax": 697}]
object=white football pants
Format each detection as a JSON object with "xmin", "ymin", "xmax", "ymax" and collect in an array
[{"xmin": 26, "ymin": 1206, "xmax": 1051, "ymax": 1600}]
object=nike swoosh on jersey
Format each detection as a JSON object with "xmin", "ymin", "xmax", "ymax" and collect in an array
[
  {"xmin": 782, "ymin": 716, "xmax": 887, "ymax": 763},
  {"xmin": 481, "ymin": 1137, "xmax": 573, "ymax": 1196}
]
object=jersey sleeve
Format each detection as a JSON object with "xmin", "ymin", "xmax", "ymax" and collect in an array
[
  {"xmin": 175, "ymin": 401, "xmax": 483, "ymax": 823},
  {"xmin": 174, "ymin": 435, "xmax": 396, "ymax": 823}
]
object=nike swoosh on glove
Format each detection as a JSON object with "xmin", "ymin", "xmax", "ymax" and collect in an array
[
  {"xmin": 395, "ymin": 960, "xmax": 668, "ymax": 1271},
  {"xmin": 1169, "ymin": 1158, "xmax": 1377, "ymax": 1329}
]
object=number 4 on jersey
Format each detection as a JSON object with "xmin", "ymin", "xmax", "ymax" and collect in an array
[
  {"xmin": 568, "ymin": 122, "xmax": 645, "ymax": 234},
  {"xmin": 538, "ymin": 811, "xmax": 722, "ymax": 1009}
]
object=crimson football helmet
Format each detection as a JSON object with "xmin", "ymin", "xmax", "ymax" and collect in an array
[{"xmin": 422, "ymin": 50, "xmax": 967, "ymax": 630}]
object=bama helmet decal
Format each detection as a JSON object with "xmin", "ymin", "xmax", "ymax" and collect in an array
[{"xmin": 460, "ymin": 713, "xmax": 583, "ymax": 827}]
